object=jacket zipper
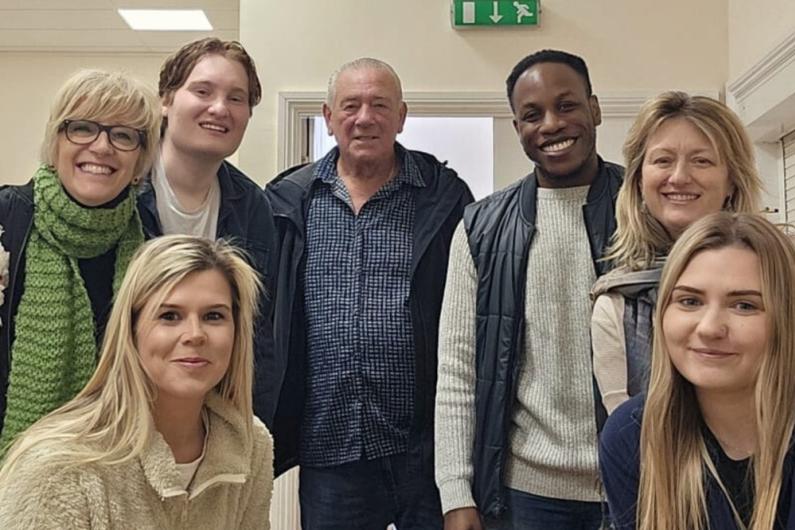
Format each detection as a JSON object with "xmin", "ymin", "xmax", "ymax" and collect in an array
[{"xmin": 498, "ymin": 226, "xmax": 534, "ymax": 515}]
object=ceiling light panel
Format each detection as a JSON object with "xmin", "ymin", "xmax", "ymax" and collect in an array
[{"xmin": 117, "ymin": 9, "xmax": 213, "ymax": 31}]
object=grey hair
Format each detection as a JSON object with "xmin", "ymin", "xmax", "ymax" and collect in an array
[{"xmin": 325, "ymin": 57, "xmax": 403, "ymax": 106}]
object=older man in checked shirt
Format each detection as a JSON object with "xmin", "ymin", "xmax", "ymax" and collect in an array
[{"xmin": 265, "ymin": 58, "xmax": 473, "ymax": 529}]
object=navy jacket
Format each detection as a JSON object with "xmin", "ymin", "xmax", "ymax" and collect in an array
[
  {"xmin": 265, "ymin": 146, "xmax": 474, "ymax": 475},
  {"xmin": 463, "ymin": 159, "xmax": 623, "ymax": 518},
  {"xmin": 600, "ymin": 395, "xmax": 795, "ymax": 529},
  {"xmin": 0, "ymin": 183, "xmax": 35, "ymax": 432},
  {"xmin": 137, "ymin": 161, "xmax": 278, "ymax": 424}
]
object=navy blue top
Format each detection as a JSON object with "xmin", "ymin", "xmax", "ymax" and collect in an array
[
  {"xmin": 299, "ymin": 147, "xmax": 425, "ymax": 467},
  {"xmin": 600, "ymin": 394, "xmax": 795, "ymax": 529}
]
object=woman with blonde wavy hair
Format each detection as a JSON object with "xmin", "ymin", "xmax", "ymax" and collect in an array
[
  {"xmin": 591, "ymin": 91, "xmax": 763, "ymax": 414},
  {"xmin": 600, "ymin": 212, "xmax": 795, "ymax": 530},
  {"xmin": 0, "ymin": 236, "xmax": 273, "ymax": 529}
]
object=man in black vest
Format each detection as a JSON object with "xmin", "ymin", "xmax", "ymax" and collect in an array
[{"xmin": 434, "ymin": 50, "xmax": 623, "ymax": 530}]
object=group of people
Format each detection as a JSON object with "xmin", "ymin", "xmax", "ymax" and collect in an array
[{"xmin": 0, "ymin": 34, "xmax": 791, "ymax": 530}]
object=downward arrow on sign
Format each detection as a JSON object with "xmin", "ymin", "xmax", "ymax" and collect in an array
[{"xmin": 489, "ymin": 1, "xmax": 503, "ymax": 22}]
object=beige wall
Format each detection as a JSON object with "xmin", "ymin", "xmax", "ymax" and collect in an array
[
  {"xmin": 239, "ymin": 0, "xmax": 728, "ymax": 182},
  {"xmin": 1, "ymin": 2, "xmax": 730, "ymax": 186},
  {"xmin": 728, "ymin": 0, "xmax": 795, "ymax": 80},
  {"xmin": 0, "ymin": 52, "xmax": 166, "ymax": 185},
  {"xmin": 725, "ymin": 1, "xmax": 795, "ymax": 221}
]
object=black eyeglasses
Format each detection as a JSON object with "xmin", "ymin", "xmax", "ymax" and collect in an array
[{"xmin": 60, "ymin": 119, "xmax": 145, "ymax": 152}]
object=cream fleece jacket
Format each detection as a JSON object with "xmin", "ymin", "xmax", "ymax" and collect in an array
[{"xmin": 0, "ymin": 392, "xmax": 273, "ymax": 529}]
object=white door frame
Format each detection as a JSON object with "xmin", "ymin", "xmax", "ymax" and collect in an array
[{"xmin": 277, "ymin": 90, "xmax": 660, "ymax": 171}]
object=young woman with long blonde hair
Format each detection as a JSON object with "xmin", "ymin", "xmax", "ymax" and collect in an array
[
  {"xmin": 600, "ymin": 212, "xmax": 795, "ymax": 529},
  {"xmin": 0, "ymin": 236, "xmax": 273, "ymax": 529}
]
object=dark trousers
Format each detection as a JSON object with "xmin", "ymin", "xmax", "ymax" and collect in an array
[
  {"xmin": 485, "ymin": 489, "xmax": 604, "ymax": 530},
  {"xmin": 299, "ymin": 453, "xmax": 443, "ymax": 530}
]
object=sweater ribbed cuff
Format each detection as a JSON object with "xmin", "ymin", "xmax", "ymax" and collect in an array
[{"xmin": 438, "ymin": 478, "xmax": 477, "ymax": 515}]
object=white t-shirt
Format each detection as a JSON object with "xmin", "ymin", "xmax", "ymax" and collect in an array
[
  {"xmin": 174, "ymin": 408, "xmax": 210, "ymax": 490},
  {"xmin": 152, "ymin": 154, "xmax": 220, "ymax": 239}
]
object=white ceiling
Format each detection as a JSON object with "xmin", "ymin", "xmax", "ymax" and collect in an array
[{"xmin": 0, "ymin": 0, "xmax": 239, "ymax": 53}]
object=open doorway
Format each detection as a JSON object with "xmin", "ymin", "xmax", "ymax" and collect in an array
[{"xmin": 311, "ymin": 115, "xmax": 494, "ymax": 199}]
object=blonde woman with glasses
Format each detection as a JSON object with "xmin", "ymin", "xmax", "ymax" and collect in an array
[
  {"xmin": 591, "ymin": 92, "xmax": 763, "ymax": 415},
  {"xmin": 0, "ymin": 236, "xmax": 273, "ymax": 529},
  {"xmin": 0, "ymin": 69, "xmax": 161, "ymax": 447},
  {"xmin": 600, "ymin": 212, "xmax": 795, "ymax": 529}
]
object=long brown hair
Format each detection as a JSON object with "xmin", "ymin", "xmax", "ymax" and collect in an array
[{"xmin": 638, "ymin": 212, "xmax": 795, "ymax": 529}]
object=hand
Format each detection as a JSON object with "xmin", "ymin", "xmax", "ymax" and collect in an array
[{"xmin": 444, "ymin": 507, "xmax": 484, "ymax": 530}]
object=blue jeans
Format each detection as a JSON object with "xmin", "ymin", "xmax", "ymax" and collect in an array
[
  {"xmin": 485, "ymin": 489, "xmax": 604, "ymax": 530},
  {"xmin": 299, "ymin": 453, "xmax": 443, "ymax": 530}
]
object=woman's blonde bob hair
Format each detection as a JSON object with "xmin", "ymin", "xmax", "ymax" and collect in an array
[
  {"xmin": 638, "ymin": 212, "xmax": 795, "ymax": 530},
  {"xmin": 0, "ymin": 236, "xmax": 261, "ymax": 479},
  {"xmin": 40, "ymin": 69, "xmax": 161, "ymax": 180},
  {"xmin": 606, "ymin": 91, "xmax": 762, "ymax": 270}
]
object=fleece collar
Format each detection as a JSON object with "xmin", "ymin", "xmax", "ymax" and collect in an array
[{"xmin": 140, "ymin": 392, "xmax": 252, "ymax": 500}]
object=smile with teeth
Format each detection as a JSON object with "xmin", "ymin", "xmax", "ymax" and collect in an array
[
  {"xmin": 77, "ymin": 163, "xmax": 114, "ymax": 175},
  {"xmin": 541, "ymin": 138, "xmax": 575, "ymax": 153},
  {"xmin": 664, "ymin": 193, "xmax": 699, "ymax": 201},
  {"xmin": 200, "ymin": 122, "xmax": 228, "ymax": 133}
]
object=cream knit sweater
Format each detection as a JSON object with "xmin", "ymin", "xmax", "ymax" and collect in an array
[
  {"xmin": 0, "ymin": 392, "xmax": 273, "ymax": 529},
  {"xmin": 435, "ymin": 185, "xmax": 601, "ymax": 514}
]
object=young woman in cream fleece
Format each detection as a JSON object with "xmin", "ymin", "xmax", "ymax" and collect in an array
[{"xmin": 0, "ymin": 236, "xmax": 273, "ymax": 529}]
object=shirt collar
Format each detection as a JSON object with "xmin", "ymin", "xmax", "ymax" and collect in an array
[{"xmin": 313, "ymin": 143, "xmax": 426, "ymax": 189}]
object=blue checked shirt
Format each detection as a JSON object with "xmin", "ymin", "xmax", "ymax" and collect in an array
[{"xmin": 300, "ymin": 147, "xmax": 425, "ymax": 467}]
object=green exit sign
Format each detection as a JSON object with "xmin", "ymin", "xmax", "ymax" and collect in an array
[{"xmin": 452, "ymin": 0, "xmax": 539, "ymax": 27}]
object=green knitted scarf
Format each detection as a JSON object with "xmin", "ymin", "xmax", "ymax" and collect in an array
[{"xmin": 0, "ymin": 165, "xmax": 143, "ymax": 449}]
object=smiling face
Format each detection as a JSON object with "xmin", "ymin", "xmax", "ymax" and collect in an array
[
  {"xmin": 663, "ymin": 245, "xmax": 767, "ymax": 399},
  {"xmin": 135, "ymin": 268, "xmax": 235, "ymax": 408},
  {"xmin": 641, "ymin": 117, "xmax": 733, "ymax": 239},
  {"xmin": 511, "ymin": 62, "xmax": 601, "ymax": 188},
  {"xmin": 55, "ymin": 119, "xmax": 142, "ymax": 206},
  {"xmin": 161, "ymin": 54, "xmax": 251, "ymax": 162},
  {"xmin": 322, "ymin": 67, "xmax": 407, "ymax": 168}
]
